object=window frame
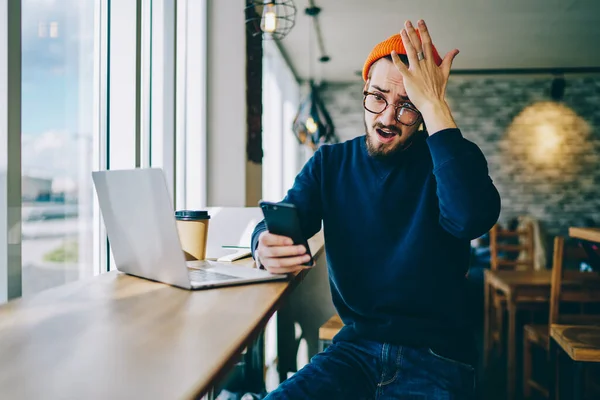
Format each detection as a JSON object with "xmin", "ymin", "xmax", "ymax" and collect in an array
[{"xmin": 0, "ymin": 0, "xmax": 22, "ymax": 302}]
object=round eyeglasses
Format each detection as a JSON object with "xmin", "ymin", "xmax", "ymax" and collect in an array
[{"xmin": 363, "ymin": 91, "xmax": 421, "ymax": 126}]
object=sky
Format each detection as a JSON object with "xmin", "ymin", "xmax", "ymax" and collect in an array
[{"xmin": 21, "ymin": 0, "xmax": 96, "ymax": 179}]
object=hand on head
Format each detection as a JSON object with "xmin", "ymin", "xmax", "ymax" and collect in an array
[
  {"xmin": 255, "ymin": 231, "xmax": 313, "ymax": 274},
  {"xmin": 390, "ymin": 19, "xmax": 459, "ymax": 112}
]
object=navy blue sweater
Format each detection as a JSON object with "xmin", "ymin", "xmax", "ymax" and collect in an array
[{"xmin": 251, "ymin": 128, "xmax": 500, "ymax": 361}]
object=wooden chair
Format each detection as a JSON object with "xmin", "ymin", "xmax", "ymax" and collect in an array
[
  {"xmin": 487, "ymin": 222, "xmax": 536, "ymax": 358},
  {"xmin": 490, "ymin": 222, "xmax": 535, "ymax": 272},
  {"xmin": 523, "ymin": 236, "xmax": 600, "ymax": 399},
  {"xmin": 318, "ymin": 314, "xmax": 343, "ymax": 352}
]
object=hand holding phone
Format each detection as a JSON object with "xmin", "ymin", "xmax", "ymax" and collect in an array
[{"xmin": 257, "ymin": 201, "xmax": 314, "ymax": 273}]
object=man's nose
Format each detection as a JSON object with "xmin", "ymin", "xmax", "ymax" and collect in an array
[{"xmin": 378, "ymin": 104, "xmax": 397, "ymax": 126}]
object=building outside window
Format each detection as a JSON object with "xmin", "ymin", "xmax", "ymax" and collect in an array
[{"xmin": 21, "ymin": 0, "xmax": 97, "ymax": 296}]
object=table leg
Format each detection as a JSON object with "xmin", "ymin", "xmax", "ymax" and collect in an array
[
  {"xmin": 507, "ymin": 296, "xmax": 517, "ymax": 400},
  {"xmin": 277, "ymin": 304, "xmax": 297, "ymax": 383},
  {"xmin": 483, "ymin": 277, "xmax": 491, "ymax": 370},
  {"xmin": 573, "ymin": 361, "xmax": 584, "ymax": 400},
  {"xmin": 243, "ymin": 332, "xmax": 266, "ymax": 394},
  {"xmin": 549, "ymin": 338, "xmax": 559, "ymax": 400}
]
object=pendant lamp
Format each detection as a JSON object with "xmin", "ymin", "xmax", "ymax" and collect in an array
[
  {"xmin": 292, "ymin": 81, "xmax": 336, "ymax": 150},
  {"xmin": 291, "ymin": 6, "xmax": 338, "ymax": 150},
  {"xmin": 245, "ymin": 0, "xmax": 297, "ymax": 40}
]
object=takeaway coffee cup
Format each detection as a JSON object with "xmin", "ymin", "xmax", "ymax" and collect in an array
[{"xmin": 175, "ymin": 210, "xmax": 211, "ymax": 261}]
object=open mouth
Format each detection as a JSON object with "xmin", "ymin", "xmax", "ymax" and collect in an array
[{"xmin": 376, "ymin": 128, "xmax": 398, "ymax": 143}]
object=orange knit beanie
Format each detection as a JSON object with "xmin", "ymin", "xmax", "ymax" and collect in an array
[{"xmin": 362, "ymin": 31, "xmax": 443, "ymax": 81}]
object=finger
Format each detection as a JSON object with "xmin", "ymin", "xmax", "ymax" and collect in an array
[
  {"xmin": 417, "ymin": 20, "xmax": 434, "ymax": 61},
  {"xmin": 400, "ymin": 28, "xmax": 418, "ymax": 68},
  {"xmin": 260, "ymin": 231, "xmax": 293, "ymax": 246},
  {"xmin": 404, "ymin": 20, "xmax": 423, "ymax": 56},
  {"xmin": 390, "ymin": 50, "xmax": 409, "ymax": 75},
  {"xmin": 263, "ymin": 254, "xmax": 313, "ymax": 270},
  {"xmin": 440, "ymin": 49, "xmax": 460, "ymax": 78},
  {"xmin": 262, "ymin": 244, "xmax": 306, "ymax": 259}
]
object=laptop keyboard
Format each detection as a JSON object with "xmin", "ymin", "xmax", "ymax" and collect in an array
[{"xmin": 188, "ymin": 269, "xmax": 238, "ymax": 283}]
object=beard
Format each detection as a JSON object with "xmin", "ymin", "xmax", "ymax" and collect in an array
[{"xmin": 364, "ymin": 118, "xmax": 416, "ymax": 159}]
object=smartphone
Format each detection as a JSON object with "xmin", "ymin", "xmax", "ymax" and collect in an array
[{"xmin": 259, "ymin": 200, "xmax": 314, "ymax": 267}]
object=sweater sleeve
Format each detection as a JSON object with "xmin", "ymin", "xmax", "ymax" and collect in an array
[
  {"xmin": 427, "ymin": 128, "xmax": 501, "ymax": 240},
  {"xmin": 251, "ymin": 148, "xmax": 324, "ymax": 260}
]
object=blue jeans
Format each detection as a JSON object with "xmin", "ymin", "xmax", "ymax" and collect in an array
[{"xmin": 265, "ymin": 339, "xmax": 476, "ymax": 399}]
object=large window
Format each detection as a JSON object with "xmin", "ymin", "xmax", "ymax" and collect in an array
[
  {"xmin": 21, "ymin": 0, "xmax": 98, "ymax": 295},
  {"xmin": 262, "ymin": 40, "xmax": 306, "ymax": 202},
  {"xmin": 0, "ymin": 0, "xmax": 207, "ymax": 301}
]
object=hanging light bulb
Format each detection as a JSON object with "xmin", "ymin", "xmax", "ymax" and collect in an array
[
  {"xmin": 246, "ymin": 1, "xmax": 296, "ymax": 40},
  {"xmin": 305, "ymin": 117, "xmax": 318, "ymax": 134},
  {"xmin": 292, "ymin": 81, "xmax": 337, "ymax": 149},
  {"xmin": 261, "ymin": 2, "xmax": 277, "ymax": 33}
]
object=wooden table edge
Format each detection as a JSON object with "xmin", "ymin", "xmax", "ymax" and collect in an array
[
  {"xmin": 189, "ymin": 231, "xmax": 325, "ymax": 398},
  {"xmin": 484, "ymin": 270, "xmax": 511, "ymax": 294},
  {"xmin": 551, "ymin": 324, "xmax": 600, "ymax": 363},
  {"xmin": 187, "ymin": 276, "xmax": 301, "ymax": 399},
  {"xmin": 569, "ymin": 227, "xmax": 600, "ymax": 244}
]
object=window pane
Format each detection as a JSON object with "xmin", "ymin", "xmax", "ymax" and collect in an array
[
  {"xmin": 176, "ymin": 0, "xmax": 208, "ymax": 210},
  {"xmin": 262, "ymin": 40, "xmax": 302, "ymax": 202},
  {"xmin": 21, "ymin": 0, "xmax": 98, "ymax": 295}
]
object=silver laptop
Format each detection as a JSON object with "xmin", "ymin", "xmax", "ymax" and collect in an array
[{"xmin": 91, "ymin": 168, "xmax": 287, "ymax": 289}]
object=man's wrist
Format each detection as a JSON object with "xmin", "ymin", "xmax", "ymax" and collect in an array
[{"xmin": 420, "ymin": 100, "xmax": 457, "ymax": 135}]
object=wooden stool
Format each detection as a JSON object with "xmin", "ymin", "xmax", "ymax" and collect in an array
[{"xmin": 318, "ymin": 314, "xmax": 343, "ymax": 352}]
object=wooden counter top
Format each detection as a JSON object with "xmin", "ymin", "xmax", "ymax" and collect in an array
[{"xmin": 0, "ymin": 232, "xmax": 324, "ymax": 399}]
